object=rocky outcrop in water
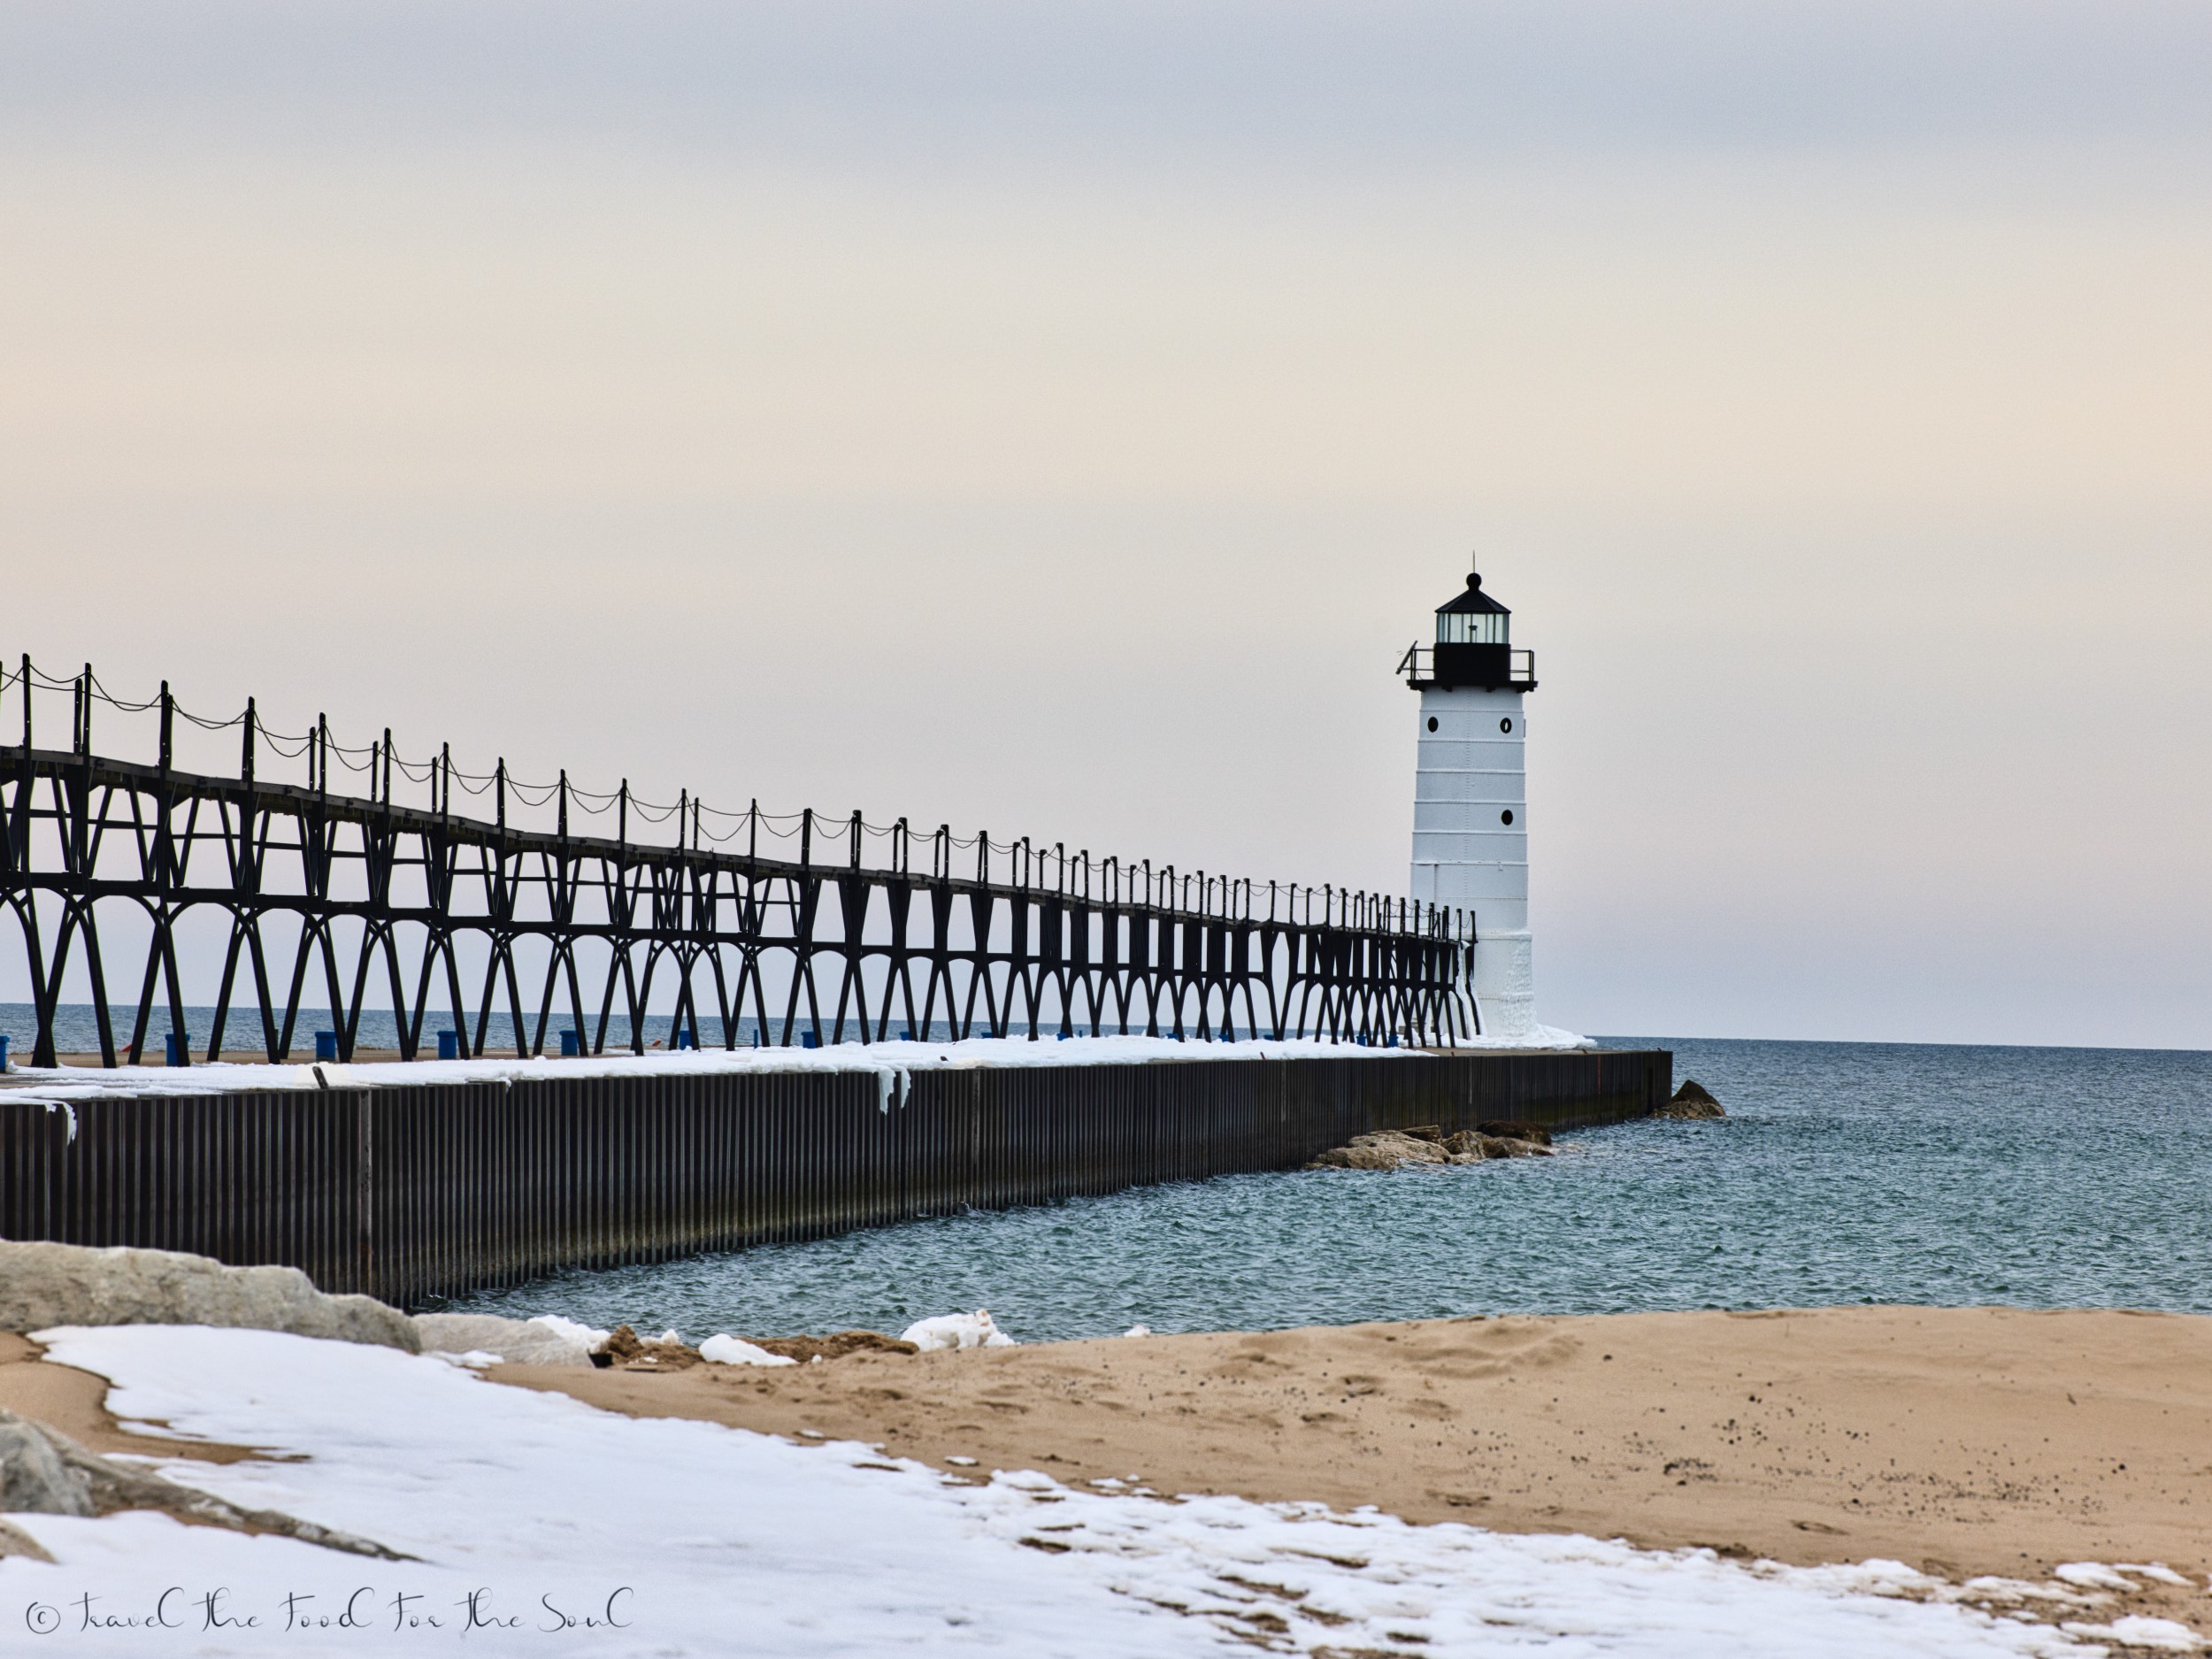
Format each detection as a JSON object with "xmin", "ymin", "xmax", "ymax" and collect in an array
[
  {"xmin": 1466, "ymin": 1131, "xmax": 1551, "ymax": 1158},
  {"xmin": 1305, "ymin": 1124, "xmax": 1554, "ymax": 1171},
  {"xmin": 0, "ymin": 1241, "xmax": 419, "ymax": 1352},
  {"xmin": 1307, "ymin": 1130, "xmax": 1450, "ymax": 1171},
  {"xmin": 1475, "ymin": 1121, "xmax": 1554, "ymax": 1146},
  {"xmin": 1655, "ymin": 1079, "xmax": 1726, "ymax": 1120}
]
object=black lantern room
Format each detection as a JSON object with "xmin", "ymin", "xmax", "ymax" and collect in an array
[{"xmin": 1412, "ymin": 569, "xmax": 1534, "ymax": 691}]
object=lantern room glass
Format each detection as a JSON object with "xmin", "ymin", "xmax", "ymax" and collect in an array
[{"xmin": 1436, "ymin": 611, "xmax": 1509, "ymax": 645}]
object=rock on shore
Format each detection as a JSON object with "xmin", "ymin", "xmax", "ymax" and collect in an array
[
  {"xmin": 415, "ymin": 1311, "xmax": 605, "ymax": 1367},
  {"xmin": 592, "ymin": 1324, "xmax": 920, "ymax": 1370},
  {"xmin": 0, "ymin": 1403, "xmax": 405, "ymax": 1559},
  {"xmin": 0, "ymin": 1240, "xmax": 419, "ymax": 1352}
]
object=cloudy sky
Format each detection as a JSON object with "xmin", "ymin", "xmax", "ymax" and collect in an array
[{"xmin": 4, "ymin": 1, "xmax": 2208, "ymax": 1045}]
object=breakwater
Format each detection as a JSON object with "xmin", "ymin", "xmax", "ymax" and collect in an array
[{"xmin": 0, "ymin": 1048, "xmax": 1667, "ymax": 1306}]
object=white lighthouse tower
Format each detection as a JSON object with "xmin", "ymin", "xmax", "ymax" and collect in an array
[{"xmin": 1404, "ymin": 564, "xmax": 1541, "ymax": 1041}]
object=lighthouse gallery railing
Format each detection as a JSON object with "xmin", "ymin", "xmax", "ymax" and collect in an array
[{"xmin": 0, "ymin": 659, "xmax": 1478, "ymax": 1069}]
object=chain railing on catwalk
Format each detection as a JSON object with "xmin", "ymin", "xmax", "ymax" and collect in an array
[{"xmin": 0, "ymin": 658, "xmax": 1479, "ymax": 1069}]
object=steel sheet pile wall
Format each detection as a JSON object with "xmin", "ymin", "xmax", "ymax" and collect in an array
[{"xmin": 0, "ymin": 1049, "xmax": 1668, "ymax": 1305}]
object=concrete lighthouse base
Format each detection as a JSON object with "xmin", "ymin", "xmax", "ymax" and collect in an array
[
  {"xmin": 1471, "ymin": 928, "xmax": 1537, "ymax": 1041},
  {"xmin": 1463, "ymin": 928, "xmax": 1586, "ymax": 1047}
]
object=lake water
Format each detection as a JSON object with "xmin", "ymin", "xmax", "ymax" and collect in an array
[{"xmin": 441, "ymin": 1037, "xmax": 2212, "ymax": 1342}]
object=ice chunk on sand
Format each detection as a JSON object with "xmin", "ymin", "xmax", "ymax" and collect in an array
[
  {"xmin": 2117, "ymin": 1565, "xmax": 2195, "ymax": 1587},
  {"xmin": 900, "ymin": 1310, "xmax": 1018, "ymax": 1350},
  {"xmin": 530, "ymin": 1313, "xmax": 611, "ymax": 1348},
  {"xmin": 700, "ymin": 1334, "xmax": 798, "ymax": 1367},
  {"xmin": 2055, "ymin": 1563, "xmax": 2140, "ymax": 1590},
  {"xmin": 2059, "ymin": 1616, "xmax": 2206, "ymax": 1652}
]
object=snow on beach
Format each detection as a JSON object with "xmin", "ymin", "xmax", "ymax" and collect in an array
[
  {"xmin": 0, "ymin": 1027, "xmax": 1595, "ymax": 1110},
  {"xmin": 1, "ymin": 1325, "xmax": 2139, "ymax": 1657}
]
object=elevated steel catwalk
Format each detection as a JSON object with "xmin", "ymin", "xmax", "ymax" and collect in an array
[{"xmin": 2, "ymin": 664, "xmax": 1476, "ymax": 1069}]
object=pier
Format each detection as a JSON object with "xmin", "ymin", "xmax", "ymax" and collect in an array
[
  {"xmin": 1, "ymin": 657, "xmax": 1666, "ymax": 1305},
  {"xmin": 0, "ymin": 1046, "xmax": 1669, "ymax": 1306}
]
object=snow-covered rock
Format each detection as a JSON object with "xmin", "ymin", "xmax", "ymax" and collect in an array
[
  {"xmin": 413, "ymin": 1312, "xmax": 606, "ymax": 1367},
  {"xmin": 0, "ymin": 1240, "xmax": 418, "ymax": 1352},
  {"xmin": 0, "ymin": 1409, "xmax": 92, "ymax": 1516}
]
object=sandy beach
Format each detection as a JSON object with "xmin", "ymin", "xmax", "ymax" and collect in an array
[
  {"xmin": 5, "ymin": 1302, "xmax": 2210, "ymax": 1648},
  {"xmin": 490, "ymin": 1305, "xmax": 2212, "ymax": 1625}
]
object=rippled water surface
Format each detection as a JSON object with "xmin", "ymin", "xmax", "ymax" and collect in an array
[{"xmin": 445, "ymin": 1039, "xmax": 2212, "ymax": 1342}]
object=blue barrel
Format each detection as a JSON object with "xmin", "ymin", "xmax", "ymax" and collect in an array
[
  {"xmin": 1, "ymin": 1033, "xmax": 12, "ymax": 1071},
  {"xmin": 560, "ymin": 1029, "xmax": 580, "ymax": 1057},
  {"xmin": 801, "ymin": 1032, "xmax": 819, "ymax": 1049},
  {"xmin": 437, "ymin": 1030, "xmax": 460, "ymax": 1061},
  {"xmin": 165, "ymin": 1032, "xmax": 188, "ymax": 1067},
  {"xmin": 674, "ymin": 1030, "xmax": 695, "ymax": 1051},
  {"xmin": 315, "ymin": 1031, "xmax": 338, "ymax": 1063}
]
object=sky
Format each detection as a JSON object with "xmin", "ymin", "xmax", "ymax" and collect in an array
[{"xmin": 3, "ymin": 1, "xmax": 2208, "ymax": 1047}]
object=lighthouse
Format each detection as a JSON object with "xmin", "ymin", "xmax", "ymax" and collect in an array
[{"xmin": 1403, "ymin": 565, "xmax": 1540, "ymax": 1041}]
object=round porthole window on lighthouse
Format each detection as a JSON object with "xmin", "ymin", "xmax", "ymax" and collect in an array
[
  {"xmin": 1501, "ymin": 810, "xmax": 1515, "ymax": 826},
  {"xmin": 1500, "ymin": 718, "xmax": 1513, "ymax": 733},
  {"xmin": 1427, "ymin": 717, "xmax": 1439, "ymax": 732}
]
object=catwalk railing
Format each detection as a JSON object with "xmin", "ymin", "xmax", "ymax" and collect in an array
[{"xmin": 0, "ymin": 660, "xmax": 1478, "ymax": 1069}]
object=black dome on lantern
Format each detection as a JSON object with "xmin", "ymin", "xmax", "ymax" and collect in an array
[{"xmin": 1438, "ymin": 570, "xmax": 1509, "ymax": 618}]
